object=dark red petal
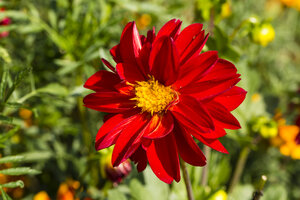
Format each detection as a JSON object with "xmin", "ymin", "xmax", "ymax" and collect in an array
[
  {"xmin": 171, "ymin": 95, "xmax": 215, "ymax": 131},
  {"xmin": 201, "ymin": 59, "xmax": 238, "ymax": 81},
  {"xmin": 137, "ymin": 42, "xmax": 151, "ymax": 76},
  {"xmin": 116, "ymin": 63, "xmax": 145, "ymax": 83},
  {"xmin": 194, "ymin": 134, "xmax": 229, "ymax": 154},
  {"xmin": 83, "ymin": 92, "xmax": 134, "ymax": 113},
  {"xmin": 183, "ymin": 77, "xmax": 241, "ymax": 101},
  {"xmin": 214, "ymin": 86, "xmax": 247, "ymax": 111},
  {"xmin": 110, "ymin": 44, "xmax": 122, "ymax": 63},
  {"xmin": 174, "ymin": 125, "xmax": 206, "ymax": 166},
  {"xmin": 143, "ymin": 112, "xmax": 174, "ymax": 139},
  {"xmin": 112, "ymin": 113, "xmax": 149, "ymax": 166},
  {"xmin": 146, "ymin": 27, "xmax": 156, "ymax": 43},
  {"xmin": 149, "ymin": 36, "xmax": 179, "ymax": 85},
  {"xmin": 173, "ymin": 51, "xmax": 218, "ymax": 89},
  {"xmin": 84, "ymin": 70, "xmax": 120, "ymax": 92},
  {"xmin": 147, "ymin": 134, "xmax": 180, "ymax": 183},
  {"xmin": 175, "ymin": 23, "xmax": 208, "ymax": 65},
  {"xmin": 130, "ymin": 146, "xmax": 148, "ymax": 172},
  {"xmin": 95, "ymin": 111, "xmax": 139, "ymax": 150},
  {"xmin": 205, "ymin": 101, "xmax": 241, "ymax": 130},
  {"xmin": 101, "ymin": 58, "xmax": 115, "ymax": 72},
  {"xmin": 119, "ymin": 22, "xmax": 142, "ymax": 64},
  {"xmin": 156, "ymin": 19, "xmax": 182, "ymax": 40}
]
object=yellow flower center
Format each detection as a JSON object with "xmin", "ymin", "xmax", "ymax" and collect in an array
[{"xmin": 132, "ymin": 77, "xmax": 176, "ymax": 115}]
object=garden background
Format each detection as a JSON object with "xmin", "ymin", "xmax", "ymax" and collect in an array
[{"xmin": 0, "ymin": 0, "xmax": 300, "ymax": 199}]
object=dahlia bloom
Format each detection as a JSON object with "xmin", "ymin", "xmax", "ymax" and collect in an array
[
  {"xmin": 84, "ymin": 19, "xmax": 246, "ymax": 183},
  {"xmin": 0, "ymin": 8, "xmax": 11, "ymax": 38}
]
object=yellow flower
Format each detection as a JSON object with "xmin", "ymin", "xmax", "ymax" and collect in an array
[
  {"xmin": 252, "ymin": 23, "xmax": 275, "ymax": 46},
  {"xmin": 208, "ymin": 190, "xmax": 227, "ymax": 200},
  {"xmin": 251, "ymin": 93, "xmax": 261, "ymax": 103},
  {"xmin": 221, "ymin": 2, "xmax": 232, "ymax": 18},
  {"xmin": 33, "ymin": 191, "xmax": 51, "ymax": 200}
]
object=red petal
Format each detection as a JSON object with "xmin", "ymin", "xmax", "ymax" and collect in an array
[
  {"xmin": 149, "ymin": 36, "xmax": 179, "ymax": 85},
  {"xmin": 194, "ymin": 134, "xmax": 229, "ymax": 154},
  {"xmin": 205, "ymin": 101, "xmax": 241, "ymax": 130},
  {"xmin": 119, "ymin": 22, "xmax": 142, "ymax": 64},
  {"xmin": 173, "ymin": 51, "xmax": 218, "ymax": 89},
  {"xmin": 156, "ymin": 19, "xmax": 182, "ymax": 40},
  {"xmin": 101, "ymin": 58, "xmax": 115, "ymax": 72},
  {"xmin": 130, "ymin": 146, "xmax": 148, "ymax": 172},
  {"xmin": 110, "ymin": 44, "xmax": 122, "ymax": 63},
  {"xmin": 201, "ymin": 59, "xmax": 238, "ymax": 81},
  {"xmin": 183, "ymin": 77, "xmax": 241, "ymax": 101},
  {"xmin": 112, "ymin": 113, "xmax": 149, "ymax": 166},
  {"xmin": 116, "ymin": 62, "xmax": 146, "ymax": 83},
  {"xmin": 175, "ymin": 23, "xmax": 208, "ymax": 65},
  {"xmin": 192, "ymin": 126, "xmax": 227, "ymax": 139},
  {"xmin": 114, "ymin": 81, "xmax": 134, "ymax": 96},
  {"xmin": 174, "ymin": 125, "xmax": 206, "ymax": 166},
  {"xmin": 84, "ymin": 70, "xmax": 120, "ymax": 92},
  {"xmin": 147, "ymin": 134, "xmax": 180, "ymax": 183},
  {"xmin": 171, "ymin": 95, "xmax": 215, "ymax": 131},
  {"xmin": 214, "ymin": 86, "xmax": 247, "ymax": 111},
  {"xmin": 143, "ymin": 112, "xmax": 174, "ymax": 139},
  {"xmin": 83, "ymin": 92, "xmax": 134, "ymax": 113},
  {"xmin": 95, "ymin": 111, "xmax": 139, "ymax": 150}
]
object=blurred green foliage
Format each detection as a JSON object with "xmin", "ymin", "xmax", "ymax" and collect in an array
[{"xmin": 0, "ymin": 0, "xmax": 300, "ymax": 199}]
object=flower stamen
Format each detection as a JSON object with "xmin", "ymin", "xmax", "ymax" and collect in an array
[{"xmin": 131, "ymin": 77, "xmax": 176, "ymax": 115}]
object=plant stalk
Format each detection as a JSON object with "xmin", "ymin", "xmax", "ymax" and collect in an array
[
  {"xmin": 200, "ymin": 146, "xmax": 211, "ymax": 187},
  {"xmin": 228, "ymin": 146, "xmax": 250, "ymax": 193},
  {"xmin": 180, "ymin": 158, "xmax": 195, "ymax": 200}
]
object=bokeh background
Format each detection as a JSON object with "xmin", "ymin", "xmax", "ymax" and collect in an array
[{"xmin": 0, "ymin": 0, "xmax": 300, "ymax": 199}]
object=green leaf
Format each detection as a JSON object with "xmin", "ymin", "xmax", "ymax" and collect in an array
[
  {"xmin": 19, "ymin": 151, "xmax": 53, "ymax": 162},
  {"xmin": 0, "ymin": 47, "xmax": 11, "ymax": 63},
  {"xmin": 261, "ymin": 185, "xmax": 288, "ymax": 200},
  {"xmin": 0, "ymin": 115, "xmax": 13, "ymax": 123},
  {"xmin": 143, "ymin": 167, "xmax": 169, "ymax": 200},
  {"xmin": 0, "ymin": 180, "xmax": 24, "ymax": 189},
  {"xmin": 129, "ymin": 179, "xmax": 153, "ymax": 200},
  {"xmin": 0, "ymin": 186, "xmax": 10, "ymax": 200},
  {"xmin": 0, "ymin": 167, "xmax": 41, "ymax": 176},
  {"xmin": 0, "ymin": 155, "xmax": 24, "ymax": 164},
  {"xmin": 228, "ymin": 184, "xmax": 253, "ymax": 200},
  {"xmin": 107, "ymin": 189, "xmax": 127, "ymax": 200},
  {"xmin": 37, "ymin": 83, "xmax": 68, "ymax": 96}
]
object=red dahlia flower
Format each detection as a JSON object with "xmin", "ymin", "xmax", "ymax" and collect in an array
[
  {"xmin": 84, "ymin": 19, "xmax": 246, "ymax": 184},
  {"xmin": 0, "ymin": 8, "xmax": 11, "ymax": 38}
]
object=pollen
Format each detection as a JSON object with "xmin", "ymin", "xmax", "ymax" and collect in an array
[{"xmin": 131, "ymin": 77, "xmax": 176, "ymax": 115}]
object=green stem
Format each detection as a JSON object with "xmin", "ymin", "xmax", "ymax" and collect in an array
[
  {"xmin": 76, "ymin": 67, "xmax": 91, "ymax": 154},
  {"xmin": 229, "ymin": 19, "xmax": 249, "ymax": 41},
  {"xmin": 200, "ymin": 146, "xmax": 211, "ymax": 187},
  {"xmin": 252, "ymin": 175, "xmax": 267, "ymax": 200},
  {"xmin": 228, "ymin": 146, "xmax": 250, "ymax": 193},
  {"xmin": 180, "ymin": 158, "xmax": 195, "ymax": 200}
]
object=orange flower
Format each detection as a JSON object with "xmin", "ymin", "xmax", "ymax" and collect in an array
[
  {"xmin": 276, "ymin": 125, "xmax": 300, "ymax": 159},
  {"xmin": 57, "ymin": 179, "xmax": 80, "ymax": 200},
  {"xmin": 278, "ymin": 125, "xmax": 299, "ymax": 142},
  {"xmin": 33, "ymin": 191, "xmax": 51, "ymax": 200}
]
